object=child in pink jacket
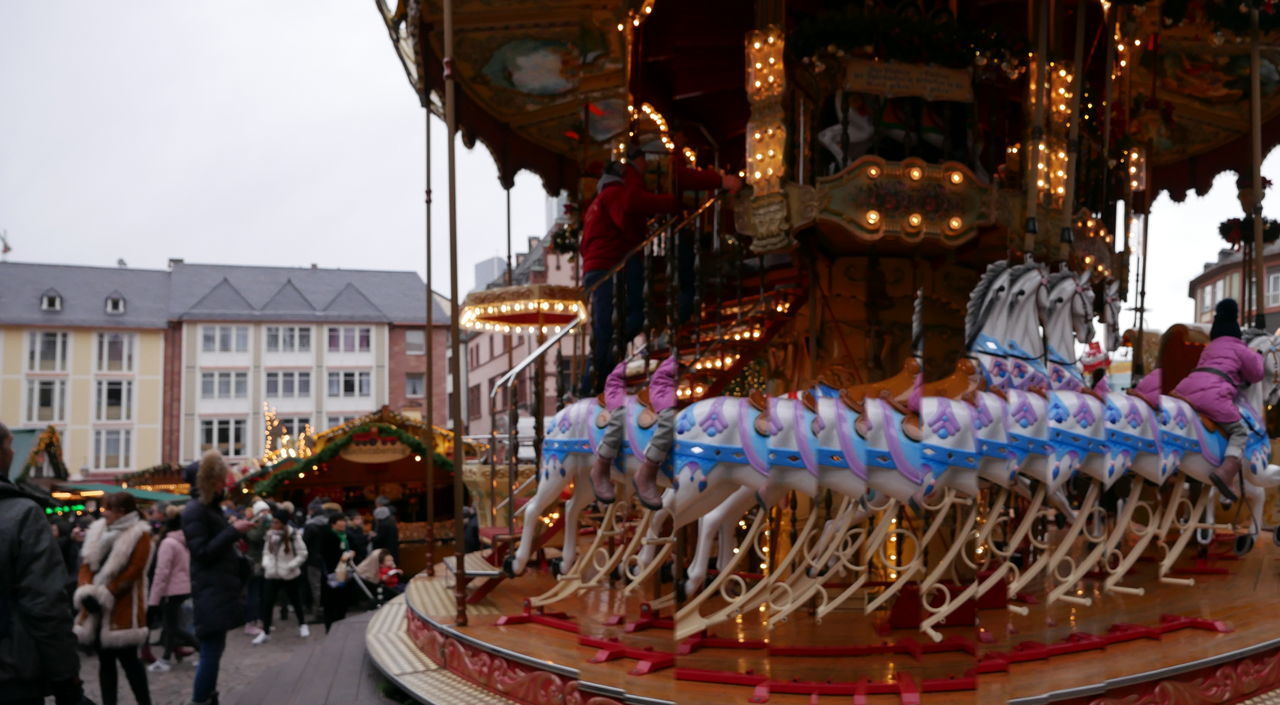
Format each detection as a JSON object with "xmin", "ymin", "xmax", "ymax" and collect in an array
[
  {"xmin": 1172, "ymin": 299, "xmax": 1263, "ymax": 502},
  {"xmin": 148, "ymin": 510, "xmax": 196, "ymax": 671}
]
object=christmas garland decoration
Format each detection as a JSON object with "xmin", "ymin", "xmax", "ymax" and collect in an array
[
  {"xmin": 247, "ymin": 422, "xmax": 453, "ymax": 498},
  {"xmin": 1219, "ymin": 215, "xmax": 1280, "ymax": 246}
]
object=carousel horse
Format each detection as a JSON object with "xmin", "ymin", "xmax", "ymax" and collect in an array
[{"xmin": 506, "ymin": 361, "xmax": 676, "ymax": 581}]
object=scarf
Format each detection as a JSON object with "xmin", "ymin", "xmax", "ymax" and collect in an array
[
  {"xmin": 334, "ymin": 527, "xmax": 349, "ymax": 551},
  {"xmin": 267, "ymin": 528, "xmax": 290, "ymax": 555},
  {"xmin": 84, "ymin": 512, "xmax": 142, "ymax": 572}
]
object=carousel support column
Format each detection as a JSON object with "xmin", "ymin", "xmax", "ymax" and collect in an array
[
  {"xmin": 443, "ymin": 0, "xmax": 468, "ymax": 627},
  {"xmin": 423, "ymin": 85, "xmax": 436, "ymax": 576},
  {"xmin": 1025, "ymin": 0, "xmax": 1050, "ymax": 253},
  {"xmin": 1059, "ymin": 0, "xmax": 1088, "ymax": 256},
  {"xmin": 1251, "ymin": 0, "xmax": 1267, "ymax": 330},
  {"xmin": 1100, "ymin": 3, "xmax": 1116, "ymax": 234},
  {"xmin": 532, "ymin": 318, "xmax": 546, "ymax": 537},
  {"xmin": 1137, "ymin": 176, "xmax": 1151, "ymax": 361},
  {"xmin": 505, "ymin": 189, "xmax": 517, "ymax": 535}
]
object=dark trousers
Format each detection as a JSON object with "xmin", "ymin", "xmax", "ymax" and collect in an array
[
  {"xmin": 320, "ymin": 581, "xmax": 350, "ymax": 633},
  {"xmin": 579, "ymin": 260, "xmax": 645, "ymax": 397},
  {"xmin": 243, "ymin": 575, "xmax": 264, "ymax": 624},
  {"xmin": 98, "ymin": 647, "xmax": 151, "ymax": 705},
  {"xmin": 159, "ymin": 595, "xmax": 197, "ymax": 659},
  {"xmin": 192, "ymin": 631, "xmax": 226, "ymax": 704},
  {"xmin": 262, "ymin": 577, "xmax": 306, "ymax": 634}
]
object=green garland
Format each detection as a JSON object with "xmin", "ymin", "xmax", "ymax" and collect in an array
[{"xmin": 248, "ymin": 422, "xmax": 453, "ymax": 498}]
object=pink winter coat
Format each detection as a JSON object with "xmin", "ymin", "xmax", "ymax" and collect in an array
[
  {"xmin": 604, "ymin": 362, "xmax": 628, "ymax": 411},
  {"xmin": 649, "ymin": 356, "xmax": 678, "ymax": 413},
  {"xmin": 1130, "ymin": 369, "xmax": 1161, "ymax": 408},
  {"xmin": 1172, "ymin": 336, "xmax": 1263, "ymax": 424},
  {"xmin": 148, "ymin": 531, "xmax": 191, "ymax": 605}
]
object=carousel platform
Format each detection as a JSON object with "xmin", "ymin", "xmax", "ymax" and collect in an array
[{"xmin": 365, "ymin": 544, "xmax": 1280, "ymax": 705}]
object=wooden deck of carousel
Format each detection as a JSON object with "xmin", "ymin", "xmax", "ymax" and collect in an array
[{"xmin": 361, "ymin": 532, "xmax": 1280, "ymax": 705}]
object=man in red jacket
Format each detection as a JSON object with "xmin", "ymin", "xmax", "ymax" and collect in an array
[{"xmin": 576, "ymin": 148, "xmax": 737, "ymax": 396}]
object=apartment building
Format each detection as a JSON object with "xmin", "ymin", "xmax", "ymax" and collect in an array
[
  {"xmin": 0, "ymin": 263, "xmax": 168, "ymax": 476},
  {"xmin": 1188, "ymin": 242, "xmax": 1280, "ymax": 329},
  {"xmin": 167, "ymin": 262, "xmax": 442, "ymax": 468}
]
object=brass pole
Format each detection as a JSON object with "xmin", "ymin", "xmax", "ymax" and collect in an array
[
  {"xmin": 1060, "ymin": 0, "xmax": 1088, "ymax": 252},
  {"xmin": 1024, "ymin": 0, "xmax": 1050, "ymax": 253},
  {"xmin": 1251, "ymin": 2, "xmax": 1267, "ymax": 330},
  {"xmin": 443, "ymin": 0, "xmax": 468, "ymax": 627},
  {"xmin": 424, "ymin": 79, "xmax": 436, "ymax": 576}
]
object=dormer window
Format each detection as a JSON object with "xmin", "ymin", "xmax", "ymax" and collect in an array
[
  {"xmin": 41, "ymin": 291, "xmax": 62, "ymax": 312},
  {"xmin": 106, "ymin": 295, "xmax": 126, "ymax": 315}
]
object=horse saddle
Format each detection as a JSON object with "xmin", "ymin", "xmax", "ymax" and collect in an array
[
  {"xmin": 839, "ymin": 357, "xmax": 922, "ymax": 412},
  {"xmin": 1169, "ymin": 390, "xmax": 1221, "ymax": 435},
  {"xmin": 636, "ymin": 389, "xmax": 659, "ymax": 429},
  {"xmin": 1125, "ymin": 387, "xmax": 1159, "ymax": 411}
]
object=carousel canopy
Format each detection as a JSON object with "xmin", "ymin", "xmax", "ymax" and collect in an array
[{"xmin": 377, "ymin": 0, "xmax": 1280, "ymax": 206}]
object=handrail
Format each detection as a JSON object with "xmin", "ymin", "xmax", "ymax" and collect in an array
[
  {"xmin": 488, "ymin": 193, "xmax": 719, "ymax": 404},
  {"xmin": 580, "ymin": 194, "xmax": 720, "ymax": 298}
]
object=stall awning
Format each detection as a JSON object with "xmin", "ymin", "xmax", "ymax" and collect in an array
[{"xmin": 56, "ymin": 483, "xmax": 190, "ymax": 504}]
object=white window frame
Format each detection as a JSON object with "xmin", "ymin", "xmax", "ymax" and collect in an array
[
  {"xmin": 326, "ymin": 415, "xmax": 357, "ymax": 429},
  {"xmin": 202, "ymin": 325, "xmax": 250, "ymax": 353},
  {"xmin": 41, "ymin": 293, "xmax": 62, "ymax": 311},
  {"xmin": 278, "ymin": 417, "xmax": 311, "ymax": 437},
  {"xmin": 95, "ymin": 379, "xmax": 134, "ymax": 422},
  {"xmin": 26, "ymin": 379, "xmax": 67, "ymax": 423},
  {"xmin": 93, "ymin": 429, "xmax": 132, "ymax": 470},
  {"xmin": 406, "ymin": 373, "xmax": 425, "ymax": 398},
  {"xmin": 265, "ymin": 370, "xmax": 311, "ymax": 398},
  {"xmin": 327, "ymin": 370, "xmax": 371, "ymax": 398},
  {"xmin": 265, "ymin": 326, "xmax": 312, "ymax": 354},
  {"xmin": 327, "ymin": 326, "xmax": 372, "ymax": 353},
  {"xmin": 200, "ymin": 418, "xmax": 247, "ymax": 457},
  {"xmin": 405, "ymin": 329, "xmax": 426, "ymax": 355},
  {"xmin": 96, "ymin": 332, "xmax": 136, "ymax": 373},
  {"xmin": 200, "ymin": 371, "xmax": 249, "ymax": 399},
  {"xmin": 105, "ymin": 296, "xmax": 126, "ymax": 315},
  {"xmin": 27, "ymin": 331, "xmax": 68, "ymax": 372},
  {"xmin": 1268, "ymin": 271, "xmax": 1280, "ymax": 308}
]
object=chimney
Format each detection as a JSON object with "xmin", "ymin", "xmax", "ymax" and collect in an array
[
  {"xmin": 311, "ymin": 263, "xmax": 318, "ymax": 270},
  {"xmin": 167, "ymin": 258, "xmax": 184, "ymax": 269}
]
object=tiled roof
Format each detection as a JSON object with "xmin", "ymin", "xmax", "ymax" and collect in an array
[{"xmin": 0, "ymin": 262, "xmax": 171, "ymax": 328}]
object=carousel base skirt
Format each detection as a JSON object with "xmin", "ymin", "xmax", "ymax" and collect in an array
[{"xmin": 366, "ymin": 546, "xmax": 1280, "ymax": 705}]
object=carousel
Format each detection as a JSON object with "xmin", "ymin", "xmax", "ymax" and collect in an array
[{"xmin": 363, "ymin": 0, "xmax": 1280, "ymax": 703}]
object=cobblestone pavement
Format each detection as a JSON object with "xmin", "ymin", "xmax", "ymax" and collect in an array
[{"xmin": 79, "ymin": 609, "xmax": 343, "ymax": 705}]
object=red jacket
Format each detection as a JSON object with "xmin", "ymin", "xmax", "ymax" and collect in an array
[{"xmin": 579, "ymin": 165, "xmax": 722, "ymax": 273}]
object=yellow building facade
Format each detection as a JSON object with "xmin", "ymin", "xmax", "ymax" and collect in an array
[{"xmin": 0, "ymin": 263, "xmax": 171, "ymax": 477}]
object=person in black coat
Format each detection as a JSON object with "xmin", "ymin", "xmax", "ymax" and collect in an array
[
  {"xmin": 0, "ymin": 423, "xmax": 88, "ymax": 705},
  {"xmin": 344, "ymin": 511, "xmax": 369, "ymax": 565},
  {"xmin": 181, "ymin": 452, "xmax": 253, "ymax": 705},
  {"xmin": 370, "ymin": 506, "xmax": 399, "ymax": 563},
  {"xmin": 317, "ymin": 513, "xmax": 354, "ymax": 633}
]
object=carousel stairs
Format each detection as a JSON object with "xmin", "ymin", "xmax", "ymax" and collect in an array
[{"xmin": 623, "ymin": 253, "xmax": 806, "ymax": 397}]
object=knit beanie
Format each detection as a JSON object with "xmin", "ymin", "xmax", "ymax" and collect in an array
[
  {"xmin": 1210, "ymin": 298, "xmax": 1243, "ymax": 340},
  {"xmin": 252, "ymin": 500, "xmax": 270, "ymax": 516},
  {"xmin": 373, "ymin": 506, "xmax": 391, "ymax": 521}
]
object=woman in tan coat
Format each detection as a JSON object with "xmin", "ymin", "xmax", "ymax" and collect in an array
[{"xmin": 73, "ymin": 492, "xmax": 154, "ymax": 705}]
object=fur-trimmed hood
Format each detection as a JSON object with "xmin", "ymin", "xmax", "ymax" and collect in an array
[{"xmin": 72, "ymin": 514, "xmax": 153, "ymax": 648}]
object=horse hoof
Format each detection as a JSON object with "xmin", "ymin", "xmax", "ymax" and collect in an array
[
  {"xmin": 1234, "ymin": 533, "xmax": 1255, "ymax": 556},
  {"xmin": 549, "ymin": 557, "xmax": 564, "ymax": 577},
  {"xmin": 502, "ymin": 555, "xmax": 520, "ymax": 578},
  {"xmin": 660, "ymin": 561, "xmax": 674, "ymax": 583},
  {"xmin": 1195, "ymin": 527, "xmax": 1214, "ymax": 546}
]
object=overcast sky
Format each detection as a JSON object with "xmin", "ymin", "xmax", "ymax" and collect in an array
[
  {"xmin": 1, "ymin": 3, "xmax": 1276, "ymax": 331},
  {"xmin": 0, "ymin": 2, "xmax": 549, "ymax": 298}
]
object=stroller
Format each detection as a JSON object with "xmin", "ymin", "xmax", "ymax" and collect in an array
[{"xmin": 353, "ymin": 549, "xmax": 400, "ymax": 607}]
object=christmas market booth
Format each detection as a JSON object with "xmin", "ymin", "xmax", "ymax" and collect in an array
[
  {"xmin": 238, "ymin": 406, "xmax": 477, "ymax": 574},
  {"xmin": 7, "ymin": 425, "xmax": 67, "ymax": 497}
]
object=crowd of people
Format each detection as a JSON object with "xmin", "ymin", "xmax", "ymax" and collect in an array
[{"xmin": 0, "ymin": 429, "xmax": 406, "ymax": 705}]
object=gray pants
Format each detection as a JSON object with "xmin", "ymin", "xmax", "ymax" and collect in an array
[
  {"xmin": 1222, "ymin": 418, "xmax": 1250, "ymax": 459},
  {"xmin": 597, "ymin": 407, "xmax": 627, "ymax": 460},
  {"xmin": 644, "ymin": 408, "xmax": 676, "ymax": 463}
]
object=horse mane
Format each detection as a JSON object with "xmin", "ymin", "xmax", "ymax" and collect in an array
[
  {"xmin": 965, "ymin": 260, "xmax": 1011, "ymax": 346},
  {"xmin": 1243, "ymin": 328, "xmax": 1268, "ymax": 344},
  {"xmin": 1046, "ymin": 269, "xmax": 1076, "ymax": 295}
]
